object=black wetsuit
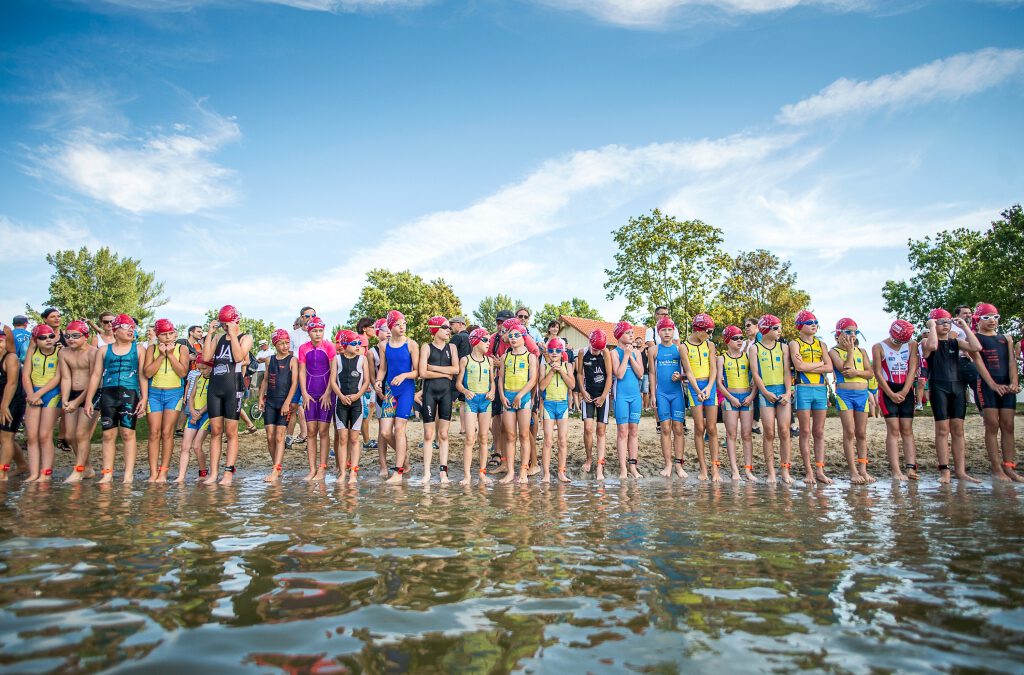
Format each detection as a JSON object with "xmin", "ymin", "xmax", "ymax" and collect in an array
[{"xmin": 422, "ymin": 342, "xmax": 454, "ymax": 423}]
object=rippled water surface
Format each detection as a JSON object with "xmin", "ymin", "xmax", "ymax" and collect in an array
[{"xmin": 2, "ymin": 478, "xmax": 1023, "ymax": 673}]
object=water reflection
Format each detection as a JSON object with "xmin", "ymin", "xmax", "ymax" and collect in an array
[{"xmin": 0, "ymin": 478, "xmax": 1022, "ymax": 672}]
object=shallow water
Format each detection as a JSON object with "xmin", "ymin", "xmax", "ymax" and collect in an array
[{"xmin": 1, "ymin": 477, "xmax": 1023, "ymax": 673}]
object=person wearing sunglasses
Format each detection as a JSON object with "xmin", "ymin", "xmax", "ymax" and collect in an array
[
  {"xmin": 828, "ymin": 317, "xmax": 877, "ymax": 484},
  {"xmin": 0, "ymin": 335, "xmax": 28, "ymax": 481},
  {"xmin": 457, "ymin": 327, "xmax": 495, "ymax": 484},
  {"xmin": 872, "ymin": 319, "xmax": 919, "ymax": 481},
  {"xmin": 201, "ymin": 305, "xmax": 253, "ymax": 486},
  {"xmin": 59, "ymin": 320, "xmax": 101, "ymax": 482},
  {"xmin": 611, "ymin": 321, "xmax": 644, "ymax": 480},
  {"xmin": 970, "ymin": 303, "xmax": 1021, "ymax": 482},
  {"xmin": 539, "ymin": 337, "xmax": 575, "ymax": 483},
  {"xmin": 418, "ymin": 316, "xmax": 459, "ymax": 484},
  {"xmin": 21, "ymin": 324, "xmax": 62, "ymax": 481},
  {"xmin": 378, "ymin": 310, "xmax": 419, "ymax": 485},
  {"xmin": 718, "ymin": 325, "xmax": 753, "ymax": 482},
  {"xmin": 497, "ymin": 320, "xmax": 538, "ymax": 483},
  {"xmin": 649, "ymin": 316, "xmax": 687, "ymax": 480},
  {"xmin": 286, "ymin": 307, "xmax": 316, "ymax": 449},
  {"xmin": 789, "ymin": 310, "xmax": 833, "ymax": 485},
  {"xmin": 922, "ymin": 308, "xmax": 982, "ymax": 483},
  {"xmin": 749, "ymin": 315, "xmax": 792, "ymax": 483},
  {"xmin": 682, "ymin": 313, "xmax": 719, "ymax": 482},
  {"xmin": 330, "ymin": 329, "xmax": 370, "ymax": 484},
  {"xmin": 90, "ymin": 312, "xmax": 115, "ymax": 349}
]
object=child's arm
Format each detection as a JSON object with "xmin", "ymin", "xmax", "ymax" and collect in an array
[{"xmin": 456, "ymin": 356, "xmax": 471, "ymax": 398}]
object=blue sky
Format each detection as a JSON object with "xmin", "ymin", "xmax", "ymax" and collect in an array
[{"xmin": 1, "ymin": 0, "xmax": 1021, "ymax": 341}]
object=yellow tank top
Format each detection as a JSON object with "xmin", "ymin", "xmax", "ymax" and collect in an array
[
  {"xmin": 685, "ymin": 339, "xmax": 711, "ymax": 379},
  {"xmin": 503, "ymin": 351, "xmax": 530, "ymax": 391},
  {"xmin": 755, "ymin": 342, "xmax": 785, "ymax": 387},
  {"xmin": 796, "ymin": 337, "xmax": 827, "ymax": 385},
  {"xmin": 543, "ymin": 361, "xmax": 568, "ymax": 401},
  {"xmin": 30, "ymin": 349, "xmax": 60, "ymax": 387},
  {"xmin": 722, "ymin": 353, "xmax": 751, "ymax": 390},
  {"xmin": 193, "ymin": 375, "xmax": 210, "ymax": 410},
  {"xmin": 150, "ymin": 344, "xmax": 185, "ymax": 389},
  {"xmin": 833, "ymin": 347, "xmax": 868, "ymax": 384},
  {"xmin": 464, "ymin": 356, "xmax": 491, "ymax": 395}
]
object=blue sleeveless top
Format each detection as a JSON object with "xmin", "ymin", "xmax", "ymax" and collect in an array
[
  {"xmin": 102, "ymin": 342, "xmax": 140, "ymax": 392},
  {"xmin": 613, "ymin": 347, "xmax": 640, "ymax": 399},
  {"xmin": 385, "ymin": 341, "xmax": 415, "ymax": 395},
  {"xmin": 655, "ymin": 343, "xmax": 683, "ymax": 395}
]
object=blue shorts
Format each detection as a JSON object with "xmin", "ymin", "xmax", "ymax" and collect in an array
[
  {"xmin": 758, "ymin": 384, "xmax": 789, "ymax": 408},
  {"xmin": 148, "ymin": 387, "xmax": 184, "ymax": 413},
  {"xmin": 686, "ymin": 379, "xmax": 717, "ymax": 407},
  {"xmin": 291, "ymin": 389, "xmax": 302, "ymax": 405},
  {"xmin": 392, "ymin": 386, "xmax": 414, "ymax": 420},
  {"xmin": 722, "ymin": 390, "xmax": 752, "ymax": 412},
  {"xmin": 361, "ymin": 391, "xmax": 372, "ymax": 418},
  {"xmin": 503, "ymin": 390, "xmax": 532, "ymax": 411},
  {"xmin": 543, "ymin": 399, "xmax": 569, "ymax": 420},
  {"xmin": 466, "ymin": 393, "xmax": 492, "ymax": 414},
  {"xmin": 655, "ymin": 387, "xmax": 686, "ymax": 422},
  {"xmin": 795, "ymin": 385, "xmax": 828, "ymax": 411},
  {"xmin": 836, "ymin": 388, "xmax": 869, "ymax": 413},
  {"xmin": 34, "ymin": 386, "xmax": 62, "ymax": 409},
  {"xmin": 614, "ymin": 394, "xmax": 642, "ymax": 425},
  {"xmin": 187, "ymin": 412, "xmax": 210, "ymax": 431}
]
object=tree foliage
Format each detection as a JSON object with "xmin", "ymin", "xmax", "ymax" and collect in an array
[
  {"xmin": 533, "ymin": 297, "xmax": 603, "ymax": 332},
  {"xmin": 30, "ymin": 247, "xmax": 167, "ymax": 324},
  {"xmin": 473, "ymin": 294, "xmax": 525, "ymax": 328},
  {"xmin": 202, "ymin": 309, "xmax": 274, "ymax": 345},
  {"xmin": 348, "ymin": 269, "xmax": 463, "ymax": 344},
  {"xmin": 604, "ymin": 209, "xmax": 729, "ymax": 326},
  {"xmin": 713, "ymin": 249, "xmax": 811, "ymax": 339}
]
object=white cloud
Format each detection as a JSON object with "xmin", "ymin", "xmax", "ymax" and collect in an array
[
  {"xmin": 36, "ymin": 104, "xmax": 240, "ymax": 215},
  {"xmin": 0, "ymin": 216, "xmax": 99, "ymax": 262},
  {"xmin": 778, "ymin": 47, "xmax": 1024, "ymax": 125},
  {"xmin": 91, "ymin": 0, "xmax": 429, "ymax": 11},
  {"xmin": 534, "ymin": 0, "xmax": 870, "ymax": 27}
]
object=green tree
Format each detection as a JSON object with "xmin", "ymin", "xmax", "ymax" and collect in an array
[
  {"xmin": 713, "ymin": 249, "xmax": 811, "ymax": 338},
  {"xmin": 30, "ymin": 247, "xmax": 167, "ymax": 324},
  {"xmin": 533, "ymin": 298, "xmax": 603, "ymax": 332},
  {"xmin": 975, "ymin": 204, "xmax": 1023, "ymax": 333},
  {"xmin": 348, "ymin": 269, "xmax": 463, "ymax": 344},
  {"xmin": 473, "ymin": 294, "xmax": 525, "ymax": 328},
  {"xmin": 604, "ymin": 209, "xmax": 729, "ymax": 326},
  {"xmin": 202, "ymin": 309, "xmax": 274, "ymax": 346}
]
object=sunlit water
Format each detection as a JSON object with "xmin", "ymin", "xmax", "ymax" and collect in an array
[{"xmin": 1, "ymin": 476, "xmax": 1023, "ymax": 673}]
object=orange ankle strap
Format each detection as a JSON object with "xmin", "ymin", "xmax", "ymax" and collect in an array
[
  {"xmin": 101, "ymin": 468, "xmax": 113, "ymax": 474},
  {"xmin": 743, "ymin": 464, "xmax": 752, "ymax": 470},
  {"xmin": 274, "ymin": 464, "xmax": 282, "ymax": 471},
  {"xmin": 43, "ymin": 468, "xmax": 53, "ymax": 475},
  {"xmin": 479, "ymin": 469, "xmax": 486, "ymax": 475},
  {"xmin": 1002, "ymin": 461, "xmax": 1017, "ymax": 469},
  {"xmin": 815, "ymin": 462, "xmax": 825, "ymax": 467},
  {"xmin": 856, "ymin": 458, "xmax": 868, "ymax": 464},
  {"xmin": 781, "ymin": 463, "xmax": 791, "ymax": 469},
  {"xmin": 712, "ymin": 460, "xmax": 721, "ymax": 466},
  {"xmin": 74, "ymin": 465, "xmax": 85, "ymax": 472}
]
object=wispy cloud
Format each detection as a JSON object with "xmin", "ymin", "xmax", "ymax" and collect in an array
[
  {"xmin": 533, "ymin": 0, "xmax": 872, "ymax": 28},
  {"xmin": 33, "ymin": 103, "xmax": 241, "ymax": 215},
  {"xmin": 90, "ymin": 0, "xmax": 429, "ymax": 12},
  {"xmin": 778, "ymin": 47, "xmax": 1024, "ymax": 125},
  {"xmin": 0, "ymin": 216, "xmax": 99, "ymax": 263}
]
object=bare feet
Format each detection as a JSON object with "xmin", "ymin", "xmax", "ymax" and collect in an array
[
  {"xmin": 618, "ymin": 469, "xmax": 627, "ymax": 480},
  {"xmin": 348, "ymin": 471, "xmax": 358, "ymax": 484},
  {"xmin": 659, "ymin": 465, "xmax": 671, "ymax": 478},
  {"xmin": 891, "ymin": 470, "xmax": 907, "ymax": 482},
  {"xmin": 676, "ymin": 464, "xmax": 688, "ymax": 479},
  {"xmin": 860, "ymin": 470, "xmax": 876, "ymax": 484},
  {"xmin": 731, "ymin": 470, "xmax": 741, "ymax": 481},
  {"xmin": 527, "ymin": 465, "xmax": 540, "ymax": 477},
  {"xmin": 540, "ymin": 473, "xmax": 550, "ymax": 483},
  {"xmin": 122, "ymin": 475, "xmax": 134, "ymax": 484},
  {"xmin": 459, "ymin": 477, "xmax": 470, "ymax": 486},
  {"xmin": 582, "ymin": 462, "xmax": 592, "ymax": 473},
  {"xmin": 698, "ymin": 470, "xmax": 709, "ymax": 481},
  {"xmin": 1007, "ymin": 468, "xmax": 1024, "ymax": 483},
  {"xmin": 174, "ymin": 474, "xmax": 186, "ymax": 483},
  {"xmin": 518, "ymin": 470, "xmax": 529, "ymax": 483},
  {"xmin": 814, "ymin": 469, "xmax": 832, "ymax": 485},
  {"xmin": 992, "ymin": 469, "xmax": 1011, "ymax": 482},
  {"xmin": 743, "ymin": 468, "xmax": 756, "ymax": 482},
  {"xmin": 264, "ymin": 469, "xmax": 281, "ymax": 483},
  {"xmin": 302, "ymin": 470, "xmax": 315, "ymax": 482},
  {"xmin": 628, "ymin": 466, "xmax": 643, "ymax": 479},
  {"xmin": 596, "ymin": 466, "xmax": 605, "ymax": 480},
  {"xmin": 385, "ymin": 471, "xmax": 405, "ymax": 485},
  {"xmin": 65, "ymin": 472, "xmax": 83, "ymax": 484},
  {"xmin": 766, "ymin": 469, "xmax": 777, "ymax": 483},
  {"xmin": 418, "ymin": 475, "xmax": 430, "ymax": 486},
  {"xmin": 850, "ymin": 471, "xmax": 866, "ymax": 485},
  {"xmin": 938, "ymin": 468, "xmax": 951, "ymax": 484},
  {"xmin": 907, "ymin": 467, "xmax": 919, "ymax": 481},
  {"xmin": 711, "ymin": 465, "xmax": 722, "ymax": 483},
  {"xmin": 558, "ymin": 471, "xmax": 570, "ymax": 483},
  {"xmin": 154, "ymin": 472, "xmax": 167, "ymax": 484},
  {"xmin": 439, "ymin": 472, "xmax": 450, "ymax": 484},
  {"xmin": 98, "ymin": 472, "xmax": 113, "ymax": 484},
  {"xmin": 218, "ymin": 472, "xmax": 233, "ymax": 486},
  {"xmin": 956, "ymin": 471, "xmax": 980, "ymax": 484},
  {"xmin": 83, "ymin": 468, "xmax": 96, "ymax": 479},
  {"xmin": 780, "ymin": 466, "xmax": 792, "ymax": 485},
  {"xmin": 202, "ymin": 473, "xmax": 218, "ymax": 485}
]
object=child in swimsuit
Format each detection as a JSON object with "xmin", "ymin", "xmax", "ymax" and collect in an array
[
  {"xmin": 298, "ymin": 317, "xmax": 337, "ymax": 482},
  {"xmin": 22, "ymin": 324, "xmax": 62, "ymax": 481}
]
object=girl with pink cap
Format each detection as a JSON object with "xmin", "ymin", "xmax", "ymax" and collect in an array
[
  {"xmin": 748, "ymin": 314, "xmax": 792, "ymax": 483},
  {"xmin": 418, "ymin": 316, "xmax": 459, "ymax": 484},
  {"xmin": 717, "ymin": 325, "xmax": 752, "ymax": 481},
  {"xmin": 456, "ymin": 327, "xmax": 495, "ymax": 484},
  {"xmin": 497, "ymin": 320, "xmax": 538, "ymax": 483},
  {"xmin": 376, "ymin": 310, "xmax": 419, "ymax": 485},
  {"xmin": 828, "ymin": 317, "xmax": 875, "ymax": 484},
  {"xmin": 201, "ymin": 305, "xmax": 253, "ymax": 486},
  {"xmin": 259, "ymin": 328, "xmax": 298, "ymax": 483},
  {"xmin": 143, "ymin": 318, "xmax": 189, "ymax": 482},
  {"xmin": 578, "ymin": 329, "xmax": 613, "ymax": 481},
  {"xmin": 872, "ymin": 320, "xmax": 919, "ymax": 481},
  {"xmin": 970, "ymin": 303, "xmax": 1021, "ymax": 482},
  {"xmin": 539, "ymin": 337, "xmax": 575, "ymax": 483},
  {"xmin": 789, "ymin": 310, "xmax": 833, "ymax": 485},
  {"xmin": 611, "ymin": 321, "xmax": 644, "ymax": 480},
  {"xmin": 297, "ymin": 316, "xmax": 337, "ymax": 482}
]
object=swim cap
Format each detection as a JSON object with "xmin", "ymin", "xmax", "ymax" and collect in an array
[
  {"xmin": 357, "ymin": 335, "xmax": 369, "ymax": 348},
  {"xmin": 306, "ymin": 317, "xmax": 326, "ymax": 331},
  {"xmin": 834, "ymin": 317, "xmax": 857, "ymax": 338},
  {"xmin": 612, "ymin": 321, "xmax": 632, "ymax": 340},
  {"xmin": 502, "ymin": 318, "xmax": 524, "ymax": 333},
  {"xmin": 427, "ymin": 316, "xmax": 448, "ymax": 335},
  {"xmin": 758, "ymin": 314, "xmax": 781, "ymax": 335},
  {"xmin": 928, "ymin": 308, "xmax": 951, "ymax": 321},
  {"xmin": 589, "ymin": 329, "xmax": 607, "ymax": 350},
  {"xmin": 469, "ymin": 327, "xmax": 489, "ymax": 346},
  {"xmin": 386, "ymin": 310, "xmax": 405, "ymax": 329},
  {"xmin": 975, "ymin": 302, "xmax": 998, "ymax": 317},
  {"xmin": 336, "ymin": 329, "xmax": 358, "ymax": 345},
  {"xmin": 373, "ymin": 318, "xmax": 389, "ymax": 337},
  {"xmin": 31, "ymin": 324, "xmax": 55, "ymax": 339},
  {"xmin": 154, "ymin": 318, "xmax": 175, "ymax": 335},
  {"xmin": 691, "ymin": 313, "xmax": 714, "ymax": 332},
  {"xmin": 795, "ymin": 310, "xmax": 817, "ymax": 327},
  {"xmin": 656, "ymin": 316, "xmax": 676, "ymax": 331},
  {"xmin": 218, "ymin": 305, "xmax": 240, "ymax": 324},
  {"xmin": 112, "ymin": 314, "xmax": 136, "ymax": 331},
  {"xmin": 889, "ymin": 320, "xmax": 914, "ymax": 344},
  {"xmin": 547, "ymin": 337, "xmax": 565, "ymax": 351},
  {"xmin": 722, "ymin": 325, "xmax": 743, "ymax": 341},
  {"xmin": 271, "ymin": 328, "xmax": 290, "ymax": 345},
  {"xmin": 66, "ymin": 320, "xmax": 89, "ymax": 336}
]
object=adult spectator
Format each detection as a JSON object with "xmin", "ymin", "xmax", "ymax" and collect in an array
[
  {"xmin": 645, "ymin": 306, "xmax": 679, "ymax": 347},
  {"xmin": 449, "ymin": 316, "xmax": 471, "ymax": 430},
  {"xmin": 287, "ymin": 307, "xmax": 315, "ymax": 445},
  {"xmin": 516, "ymin": 307, "xmax": 544, "ymax": 343},
  {"xmin": 952, "ymin": 305, "xmax": 979, "ymax": 404},
  {"xmin": 254, "ymin": 339, "xmax": 273, "ymax": 391},
  {"xmin": 90, "ymin": 312, "xmax": 115, "ymax": 348},
  {"xmin": 11, "ymin": 316, "xmax": 30, "ymax": 363},
  {"xmin": 40, "ymin": 308, "xmax": 66, "ymax": 346}
]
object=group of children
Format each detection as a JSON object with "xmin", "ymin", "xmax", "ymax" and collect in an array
[{"xmin": 0, "ymin": 301, "xmax": 1019, "ymax": 487}]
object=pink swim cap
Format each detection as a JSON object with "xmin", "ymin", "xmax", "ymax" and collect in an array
[
  {"xmin": 502, "ymin": 318, "xmax": 523, "ymax": 333},
  {"xmin": 795, "ymin": 310, "xmax": 817, "ymax": 327},
  {"xmin": 66, "ymin": 320, "xmax": 89, "ymax": 336},
  {"xmin": 305, "ymin": 317, "xmax": 325, "ymax": 331},
  {"xmin": 889, "ymin": 320, "xmax": 914, "ymax": 343},
  {"xmin": 427, "ymin": 316, "xmax": 448, "ymax": 335},
  {"xmin": 469, "ymin": 327, "xmax": 489, "ymax": 346},
  {"xmin": 373, "ymin": 318, "xmax": 389, "ymax": 337},
  {"xmin": 32, "ymin": 324, "xmax": 55, "ymax": 339},
  {"xmin": 929, "ymin": 308, "xmax": 951, "ymax": 321},
  {"xmin": 656, "ymin": 316, "xmax": 676, "ymax": 332},
  {"xmin": 112, "ymin": 314, "xmax": 136, "ymax": 331},
  {"xmin": 386, "ymin": 310, "xmax": 405, "ymax": 329},
  {"xmin": 154, "ymin": 318, "xmax": 175, "ymax": 335},
  {"xmin": 834, "ymin": 317, "xmax": 857, "ymax": 338},
  {"xmin": 612, "ymin": 321, "xmax": 632, "ymax": 340},
  {"xmin": 271, "ymin": 328, "xmax": 290, "ymax": 345},
  {"xmin": 218, "ymin": 305, "xmax": 240, "ymax": 324},
  {"xmin": 691, "ymin": 313, "xmax": 714, "ymax": 332},
  {"xmin": 336, "ymin": 329, "xmax": 358, "ymax": 345},
  {"xmin": 722, "ymin": 325, "xmax": 743, "ymax": 341},
  {"xmin": 758, "ymin": 314, "xmax": 781, "ymax": 335},
  {"xmin": 546, "ymin": 337, "xmax": 565, "ymax": 350}
]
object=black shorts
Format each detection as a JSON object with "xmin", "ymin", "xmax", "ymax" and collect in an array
[
  {"xmin": 0, "ymin": 397, "xmax": 25, "ymax": 433},
  {"xmin": 931, "ymin": 381, "xmax": 966, "ymax": 421},
  {"xmin": 334, "ymin": 400, "xmax": 363, "ymax": 430},
  {"xmin": 880, "ymin": 384, "xmax": 915, "ymax": 419},
  {"xmin": 207, "ymin": 378, "xmax": 242, "ymax": 421},
  {"xmin": 422, "ymin": 384, "xmax": 452, "ymax": 423},
  {"xmin": 100, "ymin": 387, "xmax": 140, "ymax": 431},
  {"xmin": 264, "ymin": 400, "xmax": 290, "ymax": 426},
  {"xmin": 976, "ymin": 379, "xmax": 1017, "ymax": 410},
  {"xmin": 581, "ymin": 399, "xmax": 610, "ymax": 424},
  {"xmin": 451, "ymin": 381, "xmax": 465, "ymax": 403}
]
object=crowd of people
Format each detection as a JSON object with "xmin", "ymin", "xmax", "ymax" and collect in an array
[{"xmin": 0, "ymin": 301, "xmax": 1019, "ymax": 487}]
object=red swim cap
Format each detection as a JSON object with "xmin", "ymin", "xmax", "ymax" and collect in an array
[
  {"xmin": 218, "ymin": 305, "xmax": 240, "ymax": 324},
  {"xmin": 386, "ymin": 310, "xmax": 405, "ymax": 329},
  {"xmin": 31, "ymin": 324, "xmax": 55, "ymax": 339},
  {"xmin": 306, "ymin": 317, "xmax": 325, "ymax": 331},
  {"xmin": 373, "ymin": 318, "xmax": 389, "ymax": 337},
  {"xmin": 154, "ymin": 318, "xmax": 175, "ymax": 335},
  {"xmin": 336, "ymin": 329, "xmax": 358, "ymax": 345},
  {"xmin": 112, "ymin": 314, "xmax": 136, "ymax": 331},
  {"xmin": 722, "ymin": 325, "xmax": 743, "ymax": 341},
  {"xmin": 928, "ymin": 308, "xmax": 951, "ymax": 321},
  {"xmin": 589, "ymin": 329, "xmax": 607, "ymax": 351},
  {"xmin": 612, "ymin": 321, "xmax": 632, "ymax": 340},
  {"xmin": 795, "ymin": 310, "xmax": 817, "ymax": 327},
  {"xmin": 469, "ymin": 327, "xmax": 489, "ymax": 346},
  {"xmin": 758, "ymin": 314, "xmax": 781, "ymax": 334},
  {"xmin": 502, "ymin": 318, "xmax": 524, "ymax": 333},
  {"xmin": 271, "ymin": 328, "xmax": 290, "ymax": 345},
  {"xmin": 547, "ymin": 337, "xmax": 565, "ymax": 351},
  {"xmin": 691, "ymin": 313, "xmax": 714, "ymax": 332},
  {"xmin": 834, "ymin": 317, "xmax": 857, "ymax": 338},
  {"xmin": 66, "ymin": 320, "xmax": 89, "ymax": 336},
  {"xmin": 889, "ymin": 320, "xmax": 914, "ymax": 343},
  {"xmin": 656, "ymin": 316, "xmax": 676, "ymax": 332},
  {"xmin": 974, "ymin": 302, "xmax": 998, "ymax": 317},
  {"xmin": 427, "ymin": 316, "xmax": 448, "ymax": 335}
]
